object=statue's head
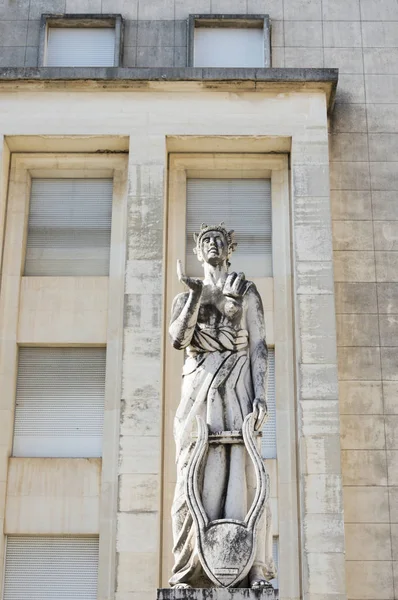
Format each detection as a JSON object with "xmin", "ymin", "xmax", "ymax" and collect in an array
[{"xmin": 193, "ymin": 223, "xmax": 237, "ymax": 268}]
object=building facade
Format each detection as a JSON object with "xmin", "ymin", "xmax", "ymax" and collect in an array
[{"xmin": 0, "ymin": 0, "xmax": 396, "ymax": 599}]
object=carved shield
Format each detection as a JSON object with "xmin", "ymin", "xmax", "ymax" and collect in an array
[{"xmin": 185, "ymin": 414, "xmax": 269, "ymax": 588}]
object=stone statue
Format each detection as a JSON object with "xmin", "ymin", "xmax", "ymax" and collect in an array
[{"xmin": 169, "ymin": 223, "xmax": 276, "ymax": 590}]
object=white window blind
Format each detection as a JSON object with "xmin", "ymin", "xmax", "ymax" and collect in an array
[
  {"xmin": 194, "ymin": 27, "xmax": 264, "ymax": 67},
  {"xmin": 46, "ymin": 27, "xmax": 115, "ymax": 67},
  {"xmin": 262, "ymin": 348, "xmax": 276, "ymax": 459},
  {"xmin": 186, "ymin": 179, "xmax": 272, "ymax": 277},
  {"xmin": 25, "ymin": 178, "xmax": 113, "ymax": 276},
  {"xmin": 3, "ymin": 536, "xmax": 98, "ymax": 600},
  {"xmin": 13, "ymin": 348, "xmax": 106, "ymax": 458}
]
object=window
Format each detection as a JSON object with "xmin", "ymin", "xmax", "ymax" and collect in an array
[
  {"xmin": 3, "ymin": 537, "xmax": 98, "ymax": 600},
  {"xmin": 13, "ymin": 347, "xmax": 106, "ymax": 458},
  {"xmin": 25, "ymin": 178, "xmax": 113, "ymax": 276},
  {"xmin": 188, "ymin": 15, "xmax": 270, "ymax": 68},
  {"xmin": 39, "ymin": 14, "xmax": 123, "ymax": 67}
]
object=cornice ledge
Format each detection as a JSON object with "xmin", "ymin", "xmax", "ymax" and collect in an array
[{"xmin": 0, "ymin": 67, "xmax": 338, "ymax": 110}]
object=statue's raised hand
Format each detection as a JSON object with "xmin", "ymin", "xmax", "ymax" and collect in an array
[
  {"xmin": 223, "ymin": 271, "xmax": 251, "ymax": 299},
  {"xmin": 177, "ymin": 259, "xmax": 203, "ymax": 294}
]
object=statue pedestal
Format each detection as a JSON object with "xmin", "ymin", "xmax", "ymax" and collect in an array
[{"xmin": 157, "ymin": 588, "xmax": 276, "ymax": 600}]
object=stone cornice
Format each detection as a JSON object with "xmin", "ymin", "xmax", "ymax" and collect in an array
[{"xmin": 0, "ymin": 67, "xmax": 338, "ymax": 111}]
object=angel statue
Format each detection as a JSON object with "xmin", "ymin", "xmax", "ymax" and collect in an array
[{"xmin": 169, "ymin": 223, "xmax": 276, "ymax": 589}]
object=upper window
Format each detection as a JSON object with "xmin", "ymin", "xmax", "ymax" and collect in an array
[
  {"xmin": 188, "ymin": 15, "xmax": 270, "ymax": 68},
  {"xmin": 25, "ymin": 178, "xmax": 113, "ymax": 276},
  {"xmin": 40, "ymin": 14, "xmax": 122, "ymax": 67}
]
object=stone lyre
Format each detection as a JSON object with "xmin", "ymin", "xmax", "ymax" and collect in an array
[{"xmin": 185, "ymin": 413, "xmax": 269, "ymax": 588}]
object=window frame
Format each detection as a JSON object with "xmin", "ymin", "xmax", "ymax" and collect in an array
[
  {"xmin": 39, "ymin": 13, "xmax": 124, "ymax": 68},
  {"xmin": 162, "ymin": 153, "xmax": 298, "ymax": 596},
  {"xmin": 187, "ymin": 14, "xmax": 271, "ymax": 68}
]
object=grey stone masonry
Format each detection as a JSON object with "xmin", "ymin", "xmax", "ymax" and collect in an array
[{"xmin": 158, "ymin": 588, "xmax": 276, "ymax": 600}]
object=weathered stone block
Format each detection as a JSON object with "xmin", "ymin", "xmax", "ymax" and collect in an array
[
  {"xmin": 119, "ymin": 435, "xmax": 160, "ymax": 475},
  {"xmin": 330, "ymin": 161, "xmax": 370, "ymax": 190},
  {"xmin": 344, "ymin": 487, "xmax": 390, "ymax": 523},
  {"xmin": 283, "ymin": 0, "xmax": 321, "ymax": 20},
  {"xmin": 158, "ymin": 589, "xmax": 276, "ymax": 600},
  {"xmin": 324, "ymin": 48, "xmax": 363, "ymax": 74},
  {"xmin": 284, "ymin": 20, "xmax": 323, "ymax": 47},
  {"xmin": 374, "ymin": 221, "xmax": 398, "ymax": 251},
  {"xmin": 341, "ymin": 415, "xmax": 385, "ymax": 450},
  {"xmin": 298, "ymin": 295, "xmax": 337, "ymax": 363},
  {"xmin": 300, "ymin": 400, "xmax": 340, "ymax": 437},
  {"xmin": 331, "ymin": 104, "xmax": 367, "ymax": 134},
  {"xmin": 335, "ymin": 74, "xmax": 365, "ymax": 103},
  {"xmin": 119, "ymin": 473, "xmax": 159, "ymax": 512},
  {"xmin": 335, "ymin": 282, "xmax": 377, "ymax": 314},
  {"xmin": 387, "ymin": 450, "xmax": 398, "ymax": 485},
  {"xmin": 116, "ymin": 512, "xmax": 159, "ymax": 553},
  {"xmin": 337, "ymin": 346, "xmax": 381, "ymax": 380},
  {"xmin": 295, "ymin": 225, "xmax": 333, "ymax": 262},
  {"xmin": 381, "ymin": 347, "xmax": 398, "ymax": 380},
  {"xmin": 296, "ymin": 261, "xmax": 334, "ymax": 295},
  {"xmin": 345, "ymin": 523, "xmax": 392, "ymax": 560},
  {"xmin": 330, "ymin": 190, "xmax": 372, "ymax": 221},
  {"xmin": 332, "ymin": 221, "xmax": 373, "ymax": 251},
  {"xmin": 304, "ymin": 474, "xmax": 343, "ymax": 514},
  {"xmin": 322, "ymin": 0, "xmax": 360, "ymax": 20},
  {"xmin": 366, "ymin": 74, "xmax": 398, "ymax": 104},
  {"xmin": 324, "ymin": 21, "xmax": 361, "ymax": 47},
  {"xmin": 346, "ymin": 560, "xmax": 394, "ymax": 600},
  {"xmin": 364, "ymin": 48, "xmax": 398, "ymax": 74},
  {"xmin": 303, "ymin": 514, "xmax": 345, "ymax": 553},
  {"xmin": 341, "ymin": 449, "xmax": 387, "ymax": 486},
  {"xmin": 367, "ymin": 105, "xmax": 398, "ymax": 134},
  {"xmin": 301, "ymin": 435, "xmax": 342, "ymax": 474},
  {"xmin": 339, "ymin": 380, "xmax": 383, "ymax": 414},
  {"xmin": 384, "ymin": 382, "xmax": 398, "ymax": 414},
  {"xmin": 305, "ymin": 552, "xmax": 346, "ymax": 595},
  {"xmin": 336, "ymin": 314, "xmax": 379, "ymax": 346},
  {"xmin": 299, "ymin": 364, "xmax": 339, "ymax": 400},
  {"xmin": 376, "ymin": 252, "xmax": 398, "ymax": 282},
  {"xmin": 285, "ymin": 47, "xmax": 323, "ymax": 68}
]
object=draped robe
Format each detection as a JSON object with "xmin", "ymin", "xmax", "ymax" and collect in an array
[{"xmin": 169, "ymin": 285, "xmax": 276, "ymax": 587}]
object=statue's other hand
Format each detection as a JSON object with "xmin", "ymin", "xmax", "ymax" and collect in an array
[
  {"xmin": 253, "ymin": 397, "xmax": 268, "ymax": 431},
  {"xmin": 223, "ymin": 271, "xmax": 250, "ymax": 298},
  {"xmin": 177, "ymin": 259, "xmax": 203, "ymax": 294}
]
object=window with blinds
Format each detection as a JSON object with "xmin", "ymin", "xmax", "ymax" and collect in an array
[
  {"xmin": 46, "ymin": 27, "xmax": 115, "ymax": 67},
  {"xmin": 186, "ymin": 179, "xmax": 272, "ymax": 277},
  {"xmin": 194, "ymin": 27, "xmax": 265, "ymax": 67},
  {"xmin": 25, "ymin": 178, "xmax": 113, "ymax": 276},
  {"xmin": 13, "ymin": 347, "xmax": 106, "ymax": 458},
  {"xmin": 3, "ymin": 536, "xmax": 98, "ymax": 600},
  {"xmin": 262, "ymin": 348, "xmax": 276, "ymax": 459}
]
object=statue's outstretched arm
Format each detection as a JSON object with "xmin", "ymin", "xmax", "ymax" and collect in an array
[
  {"xmin": 247, "ymin": 288, "xmax": 269, "ymax": 431},
  {"xmin": 169, "ymin": 260, "xmax": 203, "ymax": 350}
]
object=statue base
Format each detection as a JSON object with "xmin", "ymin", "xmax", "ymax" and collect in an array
[{"xmin": 157, "ymin": 588, "xmax": 276, "ymax": 600}]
